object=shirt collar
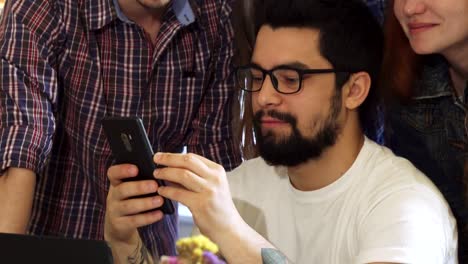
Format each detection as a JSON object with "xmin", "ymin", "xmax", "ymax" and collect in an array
[
  {"xmin": 172, "ymin": 0, "xmax": 197, "ymax": 26},
  {"xmin": 112, "ymin": 0, "xmax": 133, "ymax": 24},
  {"xmin": 413, "ymin": 55, "xmax": 453, "ymax": 100},
  {"xmin": 114, "ymin": 0, "xmax": 197, "ymax": 26},
  {"xmin": 82, "ymin": 0, "xmax": 198, "ymax": 31}
]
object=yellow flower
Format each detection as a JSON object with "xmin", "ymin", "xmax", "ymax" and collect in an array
[
  {"xmin": 193, "ymin": 247, "xmax": 203, "ymax": 257},
  {"xmin": 176, "ymin": 234, "xmax": 220, "ymax": 263}
]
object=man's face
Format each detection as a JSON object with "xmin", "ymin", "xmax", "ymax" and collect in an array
[
  {"xmin": 135, "ymin": 0, "xmax": 171, "ymax": 9},
  {"xmin": 251, "ymin": 25, "xmax": 344, "ymax": 167}
]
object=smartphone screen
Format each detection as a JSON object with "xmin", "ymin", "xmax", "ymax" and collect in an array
[{"xmin": 101, "ymin": 116, "xmax": 175, "ymax": 215}]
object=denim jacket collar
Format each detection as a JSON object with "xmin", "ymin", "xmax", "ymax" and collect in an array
[{"xmin": 413, "ymin": 56, "xmax": 453, "ymax": 100}]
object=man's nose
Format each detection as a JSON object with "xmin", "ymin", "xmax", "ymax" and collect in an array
[{"xmin": 254, "ymin": 75, "xmax": 282, "ymax": 108}]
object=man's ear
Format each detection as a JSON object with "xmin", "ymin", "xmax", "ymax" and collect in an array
[{"xmin": 342, "ymin": 72, "xmax": 371, "ymax": 110}]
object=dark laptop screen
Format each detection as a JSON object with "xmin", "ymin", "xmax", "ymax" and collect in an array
[{"xmin": 0, "ymin": 233, "xmax": 113, "ymax": 264}]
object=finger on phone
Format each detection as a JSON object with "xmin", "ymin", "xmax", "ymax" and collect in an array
[
  {"xmin": 107, "ymin": 164, "xmax": 139, "ymax": 186},
  {"xmin": 154, "ymin": 167, "xmax": 206, "ymax": 193},
  {"xmin": 154, "ymin": 153, "xmax": 210, "ymax": 178},
  {"xmin": 158, "ymin": 185, "xmax": 196, "ymax": 207},
  {"xmin": 116, "ymin": 196, "xmax": 164, "ymax": 216},
  {"xmin": 119, "ymin": 210, "xmax": 164, "ymax": 228},
  {"xmin": 114, "ymin": 180, "xmax": 158, "ymax": 200}
]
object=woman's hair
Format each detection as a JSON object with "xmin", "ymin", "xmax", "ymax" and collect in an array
[{"xmin": 380, "ymin": 0, "xmax": 423, "ymax": 102}]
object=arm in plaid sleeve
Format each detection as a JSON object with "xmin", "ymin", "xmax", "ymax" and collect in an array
[
  {"xmin": 187, "ymin": 0, "xmax": 242, "ymax": 171},
  {"xmin": 0, "ymin": 0, "xmax": 64, "ymax": 230}
]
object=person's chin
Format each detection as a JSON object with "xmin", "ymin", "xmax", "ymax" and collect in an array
[
  {"xmin": 409, "ymin": 37, "xmax": 441, "ymax": 55},
  {"xmin": 262, "ymin": 133, "xmax": 291, "ymax": 145},
  {"xmin": 262, "ymin": 127, "xmax": 292, "ymax": 137},
  {"xmin": 411, "ymin": 44, "xmax": 436, "ymax": 55}
]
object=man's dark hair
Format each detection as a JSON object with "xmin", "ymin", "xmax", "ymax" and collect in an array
[{"xmin": 253, "ymin": 0, "xmax": 383, "ymax": 139}]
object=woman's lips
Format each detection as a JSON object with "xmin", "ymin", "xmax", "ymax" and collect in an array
[{"xmin": 408, "ymin": 22, "xmax": 438, "ymax": 35}]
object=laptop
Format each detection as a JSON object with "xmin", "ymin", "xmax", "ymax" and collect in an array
[{"xmin": 0, "ymin": 232, "xmax": 113, "ymax": 264}]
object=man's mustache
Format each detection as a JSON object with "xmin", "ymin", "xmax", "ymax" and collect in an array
[{"xmin": 253, "ymin": 110, "xmax": 297, "ymax": 126}]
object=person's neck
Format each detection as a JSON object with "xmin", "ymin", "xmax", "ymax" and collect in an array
[
  {"xmin": 118, "ymin": 0, "xmax": 169, "ymax": 44},
  {"xmin": 287, "ymin": 115, "xmax": 364, "ymax": 191},
  {"xmin": 443, "ymin": 41, "xmax": 468, "ymax": 97}
]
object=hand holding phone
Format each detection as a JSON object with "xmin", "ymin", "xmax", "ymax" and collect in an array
[{"xmin": 102, "ymin": 116, "xmax": 175, "ymax": 215}]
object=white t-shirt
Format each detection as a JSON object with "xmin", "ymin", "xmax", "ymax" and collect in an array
[{"xmin": 227, "ymin": 137, "xmax": 458, "ymax": 264}]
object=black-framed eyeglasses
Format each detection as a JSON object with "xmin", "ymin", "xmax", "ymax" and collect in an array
[{"xmin": 236, "ymin": 64, "xmax": 349, "ymax": 94}]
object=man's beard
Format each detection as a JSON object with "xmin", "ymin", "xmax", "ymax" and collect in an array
[{"xmin": 253, "ymin": 91, "xmax": 342, "ymax": 167}]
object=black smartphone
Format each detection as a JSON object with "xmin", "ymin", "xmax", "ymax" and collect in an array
[{"xmin": 101, "ymin": 116, "xmax": 175, "ymax": 215}]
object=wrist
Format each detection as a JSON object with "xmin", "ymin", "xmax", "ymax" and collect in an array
[
  {"xmin": 105, "ymin": 230, "xmax": 139, "ymax": 246},
  {"xmin": 107, "ymin": 232, "xmax": 153, "ymax": 264},
  {"xmin": 211, "ymin": 218, "xmax": 277, "ymax": 264},
  {"xmin": 210, "ymin": 214, "xmax": 249, "ymax": 252}
]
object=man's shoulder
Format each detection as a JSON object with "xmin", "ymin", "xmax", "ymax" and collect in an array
[
  {"xmin": 1, "ymin": 0, "xmax": 73, "ymax": 46},
  {"xmin": 7, "ymin": 0, "xmax": 58, "ymax": 19},
  {"xmin": 338, "ymin": 139, "xmax": 453, "ymax": 235},
  {"xmin": 7, "ymin": 0, "xmax": 79, "ymax": 26},
  {"xmin": 190, "ymin": 0, "xmax": 233, "ymax": 22},
  {"xmin": 361, "ymin": 138, "xmax": 432, "ymax": 185},
  {"xmin": 353, "ymin": 140, "xmax": 457, "ymax": 263},
  {"xmin": 11, "ymin": 0, "xmax": 77, "ymax": 13},
  {"xmin": 356, "ymin": 138, "xmax": 446, "ymax": 205},
  {"xmin": 192, "ymin": 0, "xmax": 233, "ymax": 9}
]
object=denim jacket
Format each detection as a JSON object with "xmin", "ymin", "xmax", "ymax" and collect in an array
[{"xmin": 387, "ymin": 57, "xmax": 467, "ymax": 261}]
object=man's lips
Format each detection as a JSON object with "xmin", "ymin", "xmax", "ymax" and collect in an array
[
  {"xmin": 408, "ymin": 22, "xmax": 438, "ymax": 35},
  {"xmin": 261, "ymin": 118, "xmax": 289, "ymax": 127}
]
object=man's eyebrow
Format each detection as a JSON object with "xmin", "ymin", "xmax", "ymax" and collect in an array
[
  {"xmin": 249, "ymin": 61, "xmax": 310, "ymax": 70},
  {"xmin": 280, "ymin": 61, "xmax": 309, "ymax": 69},
  {"xmin": 249, "ymin": 62, "xmax": 262, "ymax": 68}
]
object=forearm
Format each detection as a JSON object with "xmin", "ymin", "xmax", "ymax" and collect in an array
[
  {"xmin": 214, "ymin": 220, "xmax": 289, "ymax": 264},
  {"xmin": 0, "ymin": 167, "xmax": 36, "ymax": 233}
]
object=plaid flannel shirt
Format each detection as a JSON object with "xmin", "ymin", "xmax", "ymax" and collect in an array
[{"xmin": 0, "ymin": 0, "xmax": 241, "ymax": 257}]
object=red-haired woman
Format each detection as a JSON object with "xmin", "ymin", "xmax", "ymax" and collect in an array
[{"xmin": 383, "ymin": 0, "xmax": 467, "ymax": 261}]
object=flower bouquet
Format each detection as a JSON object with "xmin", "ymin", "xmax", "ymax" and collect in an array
[{"xmin": 160, "ymin": 235, "xmax": 226, "ymax": 264}]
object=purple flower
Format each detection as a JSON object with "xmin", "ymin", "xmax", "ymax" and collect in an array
[{"xmin": 203, "ymin": 251, "xmax": 226, "ymax": 264}]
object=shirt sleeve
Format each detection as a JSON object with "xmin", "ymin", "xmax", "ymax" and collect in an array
[
  {"xmin": 186, "ymin": 0, "xmax": 242, "ymax": 171},
  {"xmin": 0, "ymin": 0, "xmax": 63, "ymax": 174},
  {"xmin": 355, "ymin": 187, "xmax": 458, "ymax": 264}
]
